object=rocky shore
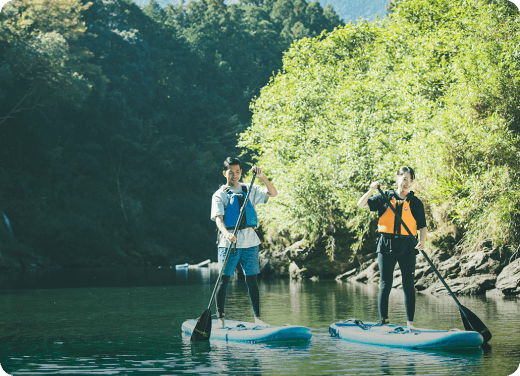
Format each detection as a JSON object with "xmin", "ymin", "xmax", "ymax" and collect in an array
[
  {"xmin": 259, "ymin": 238, "xmax": 520, "ymax": 298},
  {"xmin": 3, "ymin": 227, "xmax": 519, "ymax": 300}
]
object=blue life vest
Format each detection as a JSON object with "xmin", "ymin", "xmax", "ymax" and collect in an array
[{"xmin": 223, "ymin": 185, "xmax": 258, "ymax": 230}]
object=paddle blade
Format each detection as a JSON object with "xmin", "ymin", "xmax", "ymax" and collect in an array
[
  {"xmin": 459, "ymin": 305, "xmax": 492, "ymax": 343},
  {"xmin": 191, "ymin": 308, "xmax": 212, "ymax": 342}
]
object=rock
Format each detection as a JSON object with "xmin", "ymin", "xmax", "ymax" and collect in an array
[
  {"xmin": 414, "ymin": 267, "xmax": 430, "ymax": 280},
  {"xmin": 285, "ymin": 239, "xmax": 317, "ymax": 262},
  {"xmin": 259, "ymin": 247, "xmax": 291, "ymax": 278},
  {"xmin": 437, "ymin": 256, "xmax": 461, "ymax": 278},
  {"xmin": 415, "ymin": 260, "xmax": 430, "ymax": 270},
  {"xmin": 496, "ymin": 258, "xmax": 520, "ymax": 296},
  {"xmin": 259, "ymin": 258, "xmax": 279, "ymax": 278},
  {"xmin": 392, "ymin": 275, "xmax": 402, "ymax": 289},
  {"xmin": 357, "ymin": 252, "xmax": 378, "ymax": 265},
  {"xmin": 289, "ymin": 261, "xmax": 307, "ymax": 280},
  {"xmin": 310, "ymin": 276, "xmax": 319, "ymax": 282},
  {"xmin": 335, "ymin": 268, "xmax": 357, "ymax": 281},
  {"xmin": 424, "ymin": 274, "xmax": 496, "ymax": 295},
  {"xmin": 353, "ymin": 260, "xmax": 379, "ymax": 284},
  {"xmin": 288, "ymin": 261, "xmax": 299, "ymax": 274},
  {"xmin": 486, "ymin": 288, "xmax": 506, "ymax": 298},
  {"xmin": 427, "ymin": 248, "xmax": 452, "ymax": 264},
  {"xmin": 459, "ymin": 248, "xmax": 502, "ymax": 277},
  {"xmin": 415, "ymin": 264, "xmax": 441, "ymax": 291},
  {"xmin": 392, "ymin": 269, "xmax": 402, "ymax": 288},
  {"xmin": 261, "ymin": 233, "xmax": 359, "ymax": 280},
  {"xmin": 359, "ymin": 259, "xmax": 375, "ymax": 272},
  {"xmin": 0, "ymin": 242, "xmax": 57, "ymax": 271}
]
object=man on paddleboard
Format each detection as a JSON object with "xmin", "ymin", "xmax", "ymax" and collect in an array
[
  {"xmin": 357, "ymin": 166, "xmax": 427, "ymax": 331},
  {"xmin": 211, "ymin": 157, "xmax": 278, "ymax": 329}
]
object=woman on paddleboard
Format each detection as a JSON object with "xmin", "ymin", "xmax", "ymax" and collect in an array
[
  {"xmin": 211, "ymin": 157, "xmax": 278, "ymax": 329},
  {"xmin": 357, "ymin": 166, "xmax": 427, "ymax": 331}
]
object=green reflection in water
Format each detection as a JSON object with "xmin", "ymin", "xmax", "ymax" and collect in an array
[{"xmin": 0, "ymin": 267, "xmax": 518, "ymax": 375}]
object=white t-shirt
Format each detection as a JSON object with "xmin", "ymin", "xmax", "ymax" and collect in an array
[{"xmin": 211, "ymin": 182, "xmax": 269, "ymax": 248}]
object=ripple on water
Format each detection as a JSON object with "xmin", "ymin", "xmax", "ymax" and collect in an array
[{"xmin": 0, "ymin": 269, "xmax": 519, "ymax": 375}]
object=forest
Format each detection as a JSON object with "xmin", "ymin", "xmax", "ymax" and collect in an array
[
  {"xmin": 1, "ymin": 0, "xmax": 519, "ymax": 272},
  {"xmin": 240, "ymin": 0, "xmax": 520, "ymax": 264},
  {"xmin": 130, "ymin": 0, "xmax": 390, "ymax": 23},
  {"xmin": 0, "ymin": 0, "xmax": 343, "ymax": 269}
]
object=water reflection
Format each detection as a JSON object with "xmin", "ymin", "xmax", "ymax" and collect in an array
[
  {"xmin": 175, "ymin": 268, "xmax": 188, "ymax": 284},
  {"xmin": 1, "ymin": 268, "xmax": 519, "ymax": 376},
  {"xmin": 328, "ymin": 336, "xmax": 484, "ymax": 376},
  {"xmin": 182, "ymin": 336, "xmax": 312, "ymax": 376},
  {"xmin": 199, "ymin": 266, "xmax": 211, "ymax": 283}
]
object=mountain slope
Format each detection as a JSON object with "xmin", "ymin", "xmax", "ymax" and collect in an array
[{"xmin": 132, "ymin": 0, "xmax": 390, "ymax": 22}]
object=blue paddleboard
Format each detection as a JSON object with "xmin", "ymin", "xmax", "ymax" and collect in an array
[
  {"xmin": 329, "ymin": 319, "xmax": 483, "ymax": 349},
  {"xmin": 182, "ymin": 319, "xmax": 312, "ymax": 342}
]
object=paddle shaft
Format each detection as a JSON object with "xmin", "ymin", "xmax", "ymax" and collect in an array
[
  {"xmin": 376, "ymin": 187, "xmax": 470, "ymax": 321},
  {"xmin": 205, "ymin": 173, "xmax": 257, "ymax": 311}
]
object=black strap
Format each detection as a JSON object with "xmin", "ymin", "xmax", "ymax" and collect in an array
[
  {"xmin": 223, "ymin": 184, "xmax": 249, "ymax": 196},
  {"xmin": 388, "ymin": 189, "xmax": 415, "ymax": 202},
  {"xmin": 344, "ymin": 318, "xmax": 374, "ymax": 331}
]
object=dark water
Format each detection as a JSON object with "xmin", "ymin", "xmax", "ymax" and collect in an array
[{"xmin": 0, "ymin": 267, "xmax": 519, "ymax": 375}]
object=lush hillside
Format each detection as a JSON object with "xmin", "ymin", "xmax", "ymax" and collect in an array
[
  {"xmin": 132, "ymin": 0, "xmax": 389, "ymax": 22},
  {"xmin": 0, "ymin": 0, "xmax": 342, "ymax": 270},
  {"xmin": 3, "ymin": 0, "xmax": 518, "ymax": 273},
  {"xmin": 239, "ymin": 0, "xmax": 520, "ymax": 263}
]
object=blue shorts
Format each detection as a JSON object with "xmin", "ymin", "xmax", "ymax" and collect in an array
[{"xmin": 218, "ymin": 245, "xmax": 260, "ymax": 276}]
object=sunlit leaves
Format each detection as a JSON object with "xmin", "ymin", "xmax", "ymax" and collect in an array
[
  {"xmin": 240, "ymin": 0, "xmax": 520, "ymax": 254},
  {"xmin": 0, "ymin": 0, "xmax": 95, "ymax": 119}
]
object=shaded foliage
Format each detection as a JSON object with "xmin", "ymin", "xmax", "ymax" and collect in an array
[{"xmin": 0, "ymin": 0, "xmax": 342, "ymax": 269}]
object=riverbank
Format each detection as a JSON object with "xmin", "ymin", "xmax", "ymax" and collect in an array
[
  {"xmin": 259, "ymin": 238, "xmax": 520, "ymax": 299},
  {"xmin": 2, "ymin": 230, "xmax": 519, "ymax": 300},
  {"xmin": 0, "ymin": 241, "xmax": 197, "ymax": 272}
]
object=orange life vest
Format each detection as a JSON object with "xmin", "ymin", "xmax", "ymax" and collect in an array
[{"xmin": 377, "ymin": 195, "xmax": 417, "ymax": 236}]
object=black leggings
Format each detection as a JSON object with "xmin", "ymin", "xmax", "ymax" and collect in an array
[
  {"xmin": 378, "ymin": 251, "xmax": 416, "ymax": 322},
  {"xmin": 215, "ymin": 274, "xmax": 260, "ymax": 318}
]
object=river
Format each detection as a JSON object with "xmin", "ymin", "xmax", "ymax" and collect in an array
[{"xmin": 0, "ymin": 266, "xmax": 519, "ymax": 375}]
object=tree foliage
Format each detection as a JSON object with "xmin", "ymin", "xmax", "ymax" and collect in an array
[
  {"xmin": 0, "ymin": 0, "xmax": 342, "ymax": 268},
  {"xmin": 239, "ymin": 0, "xmax": 520, "ymax": 256}
]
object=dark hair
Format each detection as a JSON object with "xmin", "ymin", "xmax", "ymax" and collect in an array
[
  {"xmin": 223, "ymin": 157, "xmax": 241, "ymax": 171},
  {"xmin": 396, "ymin": 166, "xmax": 415, "ymax": 180}
]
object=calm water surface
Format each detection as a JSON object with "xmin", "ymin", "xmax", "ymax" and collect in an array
[{"xmin": 0, "ymin": 267, "xmax": 519, "ymax": 375}]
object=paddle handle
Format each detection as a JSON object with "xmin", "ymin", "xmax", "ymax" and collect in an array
[
  {"xmin": 376, "ymin": 186, "xmax": 464, "ymax": 309},
  {"xmin": 206, "ymin": 172, "xmax": 257, "ymax": 310}
]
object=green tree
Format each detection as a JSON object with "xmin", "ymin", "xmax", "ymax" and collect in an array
[
  {"xmin": 0, "ymin": 0, "xmax": 96, "ymax": 125},
  {"xmin": 0, "ymin": 0, "xmax": 344, "ymax": 269},
  {"xmin": 239, "ymin": 0, "xmax": 520, "ymax": 259}
]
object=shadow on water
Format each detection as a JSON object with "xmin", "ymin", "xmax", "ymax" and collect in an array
[
  {"xmin": 182, "ymin": 336, "xmax": 312, "ymax": 376},
  {"xmin": 322, "ymin": 332, "xmax": 486, "ymax": 376},
  {"xmin": 0, "ymin": 265, "xmax": 216, "ymax": 292}
]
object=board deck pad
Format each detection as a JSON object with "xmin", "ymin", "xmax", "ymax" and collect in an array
[
  {"xmin": 182, "ymin": 319, "xmax": 312, "ymax": 342},
  {"xmin": 329, "ymin": 319, "xmax": 484, "ymax": 349}
]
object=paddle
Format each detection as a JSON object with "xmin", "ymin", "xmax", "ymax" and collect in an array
[
  {"xmin": 191, "ymin": 172, "xmax": 257, "ymax": 341},
  {"xmin": 376, "ymin": 186, "xmax": 492, "ymax": 343}
]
